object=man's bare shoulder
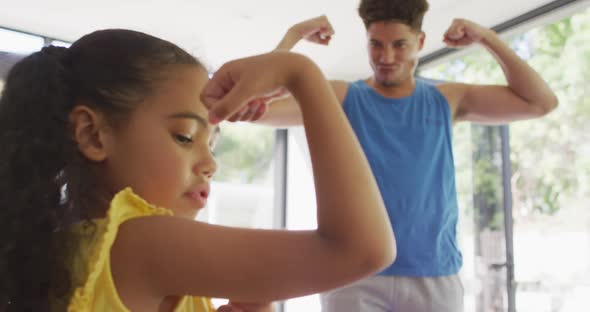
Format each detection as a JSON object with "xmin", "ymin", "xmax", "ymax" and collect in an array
[
  {"xmin": 435, "ymin": 82, "xmax": 469, "ymax": 106},
  {"xmin": 329, "ymin": 80, "xmax": 351, "ymax": 104}
]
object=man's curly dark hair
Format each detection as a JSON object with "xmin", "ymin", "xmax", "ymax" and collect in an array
[{"xmin": 358, "ymin": 0, "xmax": 430, "ymax": 31}]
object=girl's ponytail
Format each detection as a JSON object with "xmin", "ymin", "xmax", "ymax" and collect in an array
[{"xmin": 0, "ymin": 46, "xmax": 77, "ymax": 311}]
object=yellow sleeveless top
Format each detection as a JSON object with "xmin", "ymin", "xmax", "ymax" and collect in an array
[{"xmin": 64, "ymin": 188, "xmax": 215, "ymax": 312}]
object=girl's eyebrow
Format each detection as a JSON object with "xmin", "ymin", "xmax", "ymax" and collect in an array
[
  {"xmin": 167, "ymin": 111, "xmax": 220, "ymax": 134},
  {"xmin": 167, "ymin": 112, "xmax": 208, "ymax": 127}
]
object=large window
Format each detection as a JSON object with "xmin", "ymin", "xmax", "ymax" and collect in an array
[{"xmin": 420, "ymin": 6, "xmax": 590, "ymax": 311}]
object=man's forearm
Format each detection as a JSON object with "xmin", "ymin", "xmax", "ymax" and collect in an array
[
  {"xmin": 254, "ymin": 96, "xmax": 303, "ymax": 128},
  {"xmin": 275, "ymin": 28, "xmax": 302, "ymax": 51}
]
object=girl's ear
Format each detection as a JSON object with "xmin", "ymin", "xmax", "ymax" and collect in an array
[{"xmin": 69, "ymin": 105, "xmax": 111, "ymax": 162}]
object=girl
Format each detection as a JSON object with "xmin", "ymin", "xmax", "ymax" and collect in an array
[{"xmin": 0, "ymin": 29, "xmax": 395, "ymax": 311}]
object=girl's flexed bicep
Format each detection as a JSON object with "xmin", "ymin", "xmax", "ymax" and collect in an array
[{"xmin": 111, "ymin": 216, "xmax": 382, "ymax": 303}]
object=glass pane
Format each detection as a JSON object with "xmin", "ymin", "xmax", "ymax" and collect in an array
[
  {"xmin": 284, "ymin": 127, "xmax": 321, "ymax": 311},
  {"xmin": 198, "ymin": 122, "xmax": 276, "ymax": 229},
  {"xmin": 0, "ymin": 28, "xmax": 44, "ymax": 92},
  {"xmin": 0, "ymin": 28, "xmax": 44, "ymax": 53},
  {"xmin": 453, "ymin": 122, "xmax": 480, "ymax": 311},
  {"xmin": 471, "ymin": 125, "xmax": 509, "ymax": 311},
  {"xmin": 508, "ymin": 8, "xmax": 590, "ymax": 311}
]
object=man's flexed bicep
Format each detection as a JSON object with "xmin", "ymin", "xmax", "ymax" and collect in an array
[
  {"xmin": 440, "ymin": 18, "xmax": 558, "ymax": 124},
  {"xmin": 439, "ymin": 82, "xmax": 556, "ymax": 124}
]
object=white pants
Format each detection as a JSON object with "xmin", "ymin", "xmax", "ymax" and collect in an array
[{"xmin": 320, "ymin": 275, "xmax": 464, "ymax": 312}]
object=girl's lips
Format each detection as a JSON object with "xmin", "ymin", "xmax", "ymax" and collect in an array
[
  {"xmin": 184, "ymin": 185, "xmax": 210, "ymax": 206},
  {"xmin": 185, "ymin": 191, "xmax": 208, "ymax": 206},
  {"xmin": 186, "ymin": 190, "xmax": 208, "ymax": 199}
]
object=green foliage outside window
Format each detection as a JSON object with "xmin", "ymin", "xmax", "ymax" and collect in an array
[{"xmin": 213, "ymin": 123, "xmax": 275, "ymax": 184}]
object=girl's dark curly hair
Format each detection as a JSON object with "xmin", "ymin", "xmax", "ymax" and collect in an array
[
  {"xmin": 0, "ymin": 29, "xmax": 200, "ymax": 311},
  {"xmin": 358, "ymin": 0, "xmax": 430, "ymax": 31}
]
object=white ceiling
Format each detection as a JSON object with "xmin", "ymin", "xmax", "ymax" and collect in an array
[{"xmin": 0, "ymin": 0, "xmax": 581, "ymax": 79}]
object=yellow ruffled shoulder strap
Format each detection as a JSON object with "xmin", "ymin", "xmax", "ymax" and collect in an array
[{"xmin": 67, "ymin": 188, "xmax": 173, "ymax": 311}]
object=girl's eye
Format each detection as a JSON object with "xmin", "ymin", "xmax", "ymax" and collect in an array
[{"xmin": 174, "ymin": 134, "xmax": 194, "ymax": 145}]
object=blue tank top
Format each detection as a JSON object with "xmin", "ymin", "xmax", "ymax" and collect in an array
[{"xmin": 342, "ymin": 79, "xmax": 462, "ymax": 276}]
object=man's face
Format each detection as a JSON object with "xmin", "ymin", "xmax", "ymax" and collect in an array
[{"xmin": 367, "ymin": 21, "xmax": 425, "ymax": 87}]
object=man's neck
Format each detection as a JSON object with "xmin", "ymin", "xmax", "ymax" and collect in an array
[{"xmin": 366, "ymin": 76, "xmax": 416, "ymax": 98}]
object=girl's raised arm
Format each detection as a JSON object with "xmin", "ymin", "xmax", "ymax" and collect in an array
[{"xmin": 112, "ymin": 52, "xmax": 395, "ymax": 302}]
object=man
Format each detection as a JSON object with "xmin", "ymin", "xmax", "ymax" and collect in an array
[{"xmin": 231, "ymin": 0, "xmax": 557, "ymax": 311}]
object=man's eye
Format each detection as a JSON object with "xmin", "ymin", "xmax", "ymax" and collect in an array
[{"xmin": 174, "ymin": 134, "xmax": 193, "ymax": 144}]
